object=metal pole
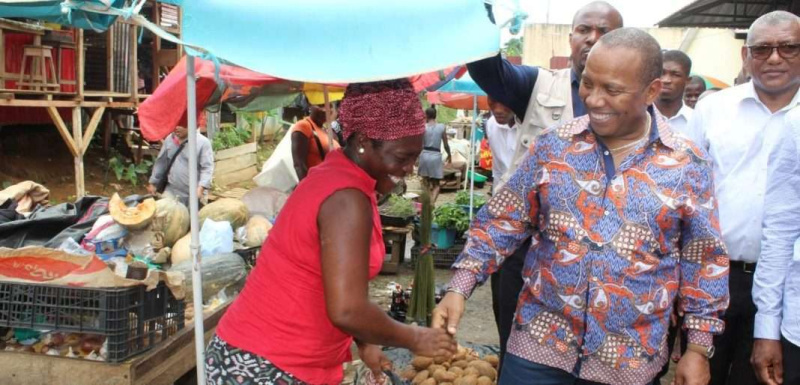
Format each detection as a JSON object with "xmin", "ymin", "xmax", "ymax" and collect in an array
[
  {"xmin": 186, "ymin": 54, "xmax": 206, "ymax": 385},
  {"xmin": 468, "ymin": 94, "xmax": 477, "ymax": 220}
]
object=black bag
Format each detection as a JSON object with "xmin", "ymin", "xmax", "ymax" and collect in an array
[{"xmin": 156, "ymin": 141, "xmax": 187, "ymax": 193}]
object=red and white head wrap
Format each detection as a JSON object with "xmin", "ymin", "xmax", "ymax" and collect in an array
[{"xmin": 338, "ymin": 79, "xmax": 425, "ymax": 142}]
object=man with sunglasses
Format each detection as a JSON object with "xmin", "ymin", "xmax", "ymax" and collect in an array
[{"xmin": 686, "ymin": 11, "xmax": 799, "ymax": 385}]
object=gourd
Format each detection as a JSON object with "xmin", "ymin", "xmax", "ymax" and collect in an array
[{"xmin": 108, "ymin": 193, "xmax": 156, "ymax": 230}]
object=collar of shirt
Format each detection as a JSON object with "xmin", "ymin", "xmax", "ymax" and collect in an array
[
  {"xmin": 655, "ymin": 103, "xmax": 693, "ymax": 123},
  {"xmin": 570, "ymin": 105, "xmax": 678, "ymax": 150},
  {"xmin": 740, "ymin": 81, "xmax": 800, "ymax": 113}
]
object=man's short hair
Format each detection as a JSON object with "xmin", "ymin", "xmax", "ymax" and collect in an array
[
  {"xmin": 747, "ymin": 11, "xmax": 800, "ymax": 44},
  {"xmin": 688, "ymin": 76, "xmax": 707, "ymax": 89},
  {"xmin": 597, "ymin": 28, "xmax": 663, "ymax": 86},
  {"xmin": 571, "ymin": 1, "xmax": 624, "ymax": 28},
  {"xmin": 662, "ymin": 50, "xmax": 692, "ymax": 76}
]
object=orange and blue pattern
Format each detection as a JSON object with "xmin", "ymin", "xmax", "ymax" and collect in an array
[{"xmin": 450, "ymin": 109, "xmax": 729, "ymax": 385}]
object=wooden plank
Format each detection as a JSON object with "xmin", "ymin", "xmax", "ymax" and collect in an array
[
  {"xmin": 82, "ymin": 106, "xmax": 106, "ymax": 155},
  {"xmin": 0, "ymin": 99, "xmax": 133, "ymax": 108},
  {"xmin": 214, "ymin": 153, "xmax": 257, "ymax": 176},
  {"xmin": 0, "ymin": 351, "xmax": 133, "ymax": 385},
  {"xmin": 46, "ymin": 106, "xmax": 79, "ymax": 157},
  {"xmin": 0, "ymin": 28, "xmax": 5, "ymax": 87},
  {"xmin": 214, "ymin": 165, "xmax": 258, "ymax": 187},
  {"xmin": 214, "ymin": 142, "xmax": 257, "ymax": 161},
  {"xmin": 73, "ymin": 107, "xmax": 85, "ymax": 198},
  {"xmin": 130, "ymin": 25, "xmax": 138, "ymax": 102},
  {"xmin": 107, "ymin": 26, "xmax": 114, "ymax": 92}
]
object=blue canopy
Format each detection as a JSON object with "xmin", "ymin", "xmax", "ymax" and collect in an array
[
  {"xmin": 180, "ymin": 0, "xmax": 499, "ymax": 83},
  {"xmin": 0, "ymin": 0, "xmax": 126, "ymax": 31},
  {"xmin": 434, "ymin": 73, "xmax": 486, "ymax": 96}
]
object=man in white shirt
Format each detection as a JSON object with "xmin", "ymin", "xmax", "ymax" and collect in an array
[
  {"xmin": 686, "ymin": 11, "xmax": 800, "ymax": 385},
  {"xmin": 655, "ymin": 50, "xmax": 694, "ymax": 137},
  {"xmin": 485, "ymin": 97, "xmax": 517, "ymax": 193},
  {"xmin": 752, "ymin": 107, "xmax": 800, "ymax": 385}
]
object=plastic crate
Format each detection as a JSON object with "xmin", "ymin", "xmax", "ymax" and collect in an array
[
  {"xmin": 410, "ymin": 241, "xmax": 465, "ymax": 269},
  {"xmin": 0, "ymin": 281, "xmax": 184, "ymax": 362},
  {"xmin": 380, "ymin": 214, "xmax": 413, "ymax": 228},
  {"xmin": 235, "ymin": 246, "xmax": 261, "ymax": 267}
]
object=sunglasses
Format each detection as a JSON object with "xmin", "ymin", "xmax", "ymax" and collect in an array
[{"xmin": 746, "ymin": 43, "xmax": 800, "ymax": 60}]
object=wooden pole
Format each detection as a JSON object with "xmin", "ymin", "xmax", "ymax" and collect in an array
[
  {"xmin": 130, "ymin": 24, "xmax": 138, "ymax": 101},
  {"xmin": 72, "ymin": 107, "xmax": 85, "ymax": 198},
  {"xmin": 77, "ymin": 29, "xmax": 84, "ymax": 98},
  {"xmin": 322, "ymin": 84, "xmax": 333, "ymax": 148}
]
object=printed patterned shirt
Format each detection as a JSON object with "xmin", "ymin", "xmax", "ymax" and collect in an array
[{"xmin": 449, "ymin": 109, "xmax": 729, "ymax": 385}]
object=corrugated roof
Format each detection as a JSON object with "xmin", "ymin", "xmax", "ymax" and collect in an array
[{"xmin": 658, "ymin": 0, "xmax": 799, "ymax": 29}]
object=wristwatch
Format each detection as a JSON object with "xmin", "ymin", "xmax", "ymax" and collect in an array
[{"xmin": 687, "ymin": 343, "xmax": 715, "ymax": 359}]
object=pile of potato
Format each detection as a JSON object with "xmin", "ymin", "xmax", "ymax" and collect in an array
[{"xmin": 400, "ymin": 346, "xmax": 499, "ymax": 385}]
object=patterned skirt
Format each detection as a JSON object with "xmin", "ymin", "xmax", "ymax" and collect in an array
[{"xmin": 205, "ymin": 334, "xmax": 307, "ymax": 385}]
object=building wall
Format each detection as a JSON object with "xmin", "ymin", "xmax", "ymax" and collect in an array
[{"xmin": 522, "ymin": 24, "xmax": 744, "ymax": 86}]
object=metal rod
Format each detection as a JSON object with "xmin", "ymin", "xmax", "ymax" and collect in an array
[
  {"xmin": 186, "ymin": 54, "xmax": 206, "ymax": 385},
  {"xmin": 468, "ymin": 94, "xmax": 477, "ymax": 220}
]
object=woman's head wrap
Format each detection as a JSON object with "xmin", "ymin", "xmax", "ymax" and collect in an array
[{"xmin": 338, "ymin": 79, "xmax": 425, "ymax": 141}]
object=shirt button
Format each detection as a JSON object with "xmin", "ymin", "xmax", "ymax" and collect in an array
[
  {"xmin": 604, "ymin": 210, "xmax": 610, "ymax": 216},
  {"xmin": 604, "ymin": 151, "xmax": 610, "ymax": 156}
]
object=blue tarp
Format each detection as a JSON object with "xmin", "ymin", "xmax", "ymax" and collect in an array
[
  {"xmin": 0, "ymin": 0, "xmax": 126, "ymax": 31},
  {"xmin": 181, "ymin": 0, "xmax": 499, "ymax": 83},
  {"xmin": 435, "ymin": 73, "xmax": 486, "ymax": 96}
]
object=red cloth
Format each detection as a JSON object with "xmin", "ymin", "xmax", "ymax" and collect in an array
[
  {"xmin": 216, "ymin": 149, "xmax": 385, "ymax": 385},
  {"xmin": 138, "ymin": 56, "xmax": 283, "ymax": 141}
]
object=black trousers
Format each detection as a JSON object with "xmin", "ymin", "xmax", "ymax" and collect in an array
[
  {"xmin": 709, "ymin": 267, "xmax": 758, "ymax": 385},
  {"xmin": 490, "ymin": 238, "xmax": 529, "ymax": 368},
  {"xmin": 783, "ymin": 337, "xmax": 800, "ymax": 385}
]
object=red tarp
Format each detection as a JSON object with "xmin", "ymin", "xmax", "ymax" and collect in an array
[
  {"xmin": 427, "ymin": 91, "xmax": 488, "ymax": 110},
  {"xmin": 138, "ymin": 57, "xmax": 287, "ymax": 141}
]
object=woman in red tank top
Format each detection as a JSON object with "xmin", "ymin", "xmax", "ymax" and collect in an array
[{"xmin": 206, "ymin": 80, "xmax": 456, "ymax": 385}]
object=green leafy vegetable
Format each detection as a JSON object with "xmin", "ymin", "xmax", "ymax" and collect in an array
[
  {"xmin": 433, "ymin": 203, "xmax": 470, "ymax": 233},
  {"xmin": 379, "ymin": 194, "xmax": 415, "ymax": 218},
  {"xmin": 455, "ymin": 190, "xmax": 487, "ymax": 207},
  {"xmin": 212, "ymin": 123, "xmax": 252, "ymax": 152}
]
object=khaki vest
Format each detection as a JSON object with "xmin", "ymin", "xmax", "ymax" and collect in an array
[{"xmin": 496, "ymin": 68, "xmax": 574, "ymax": 190}]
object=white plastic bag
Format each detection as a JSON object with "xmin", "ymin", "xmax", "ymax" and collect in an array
[
  {"xmin": 199, "ymin": 218, "xmax": 234, "ymax": 257},
  {"xmin": 252, "ymin": 130, "xmax": 299, "ymax": 192}
]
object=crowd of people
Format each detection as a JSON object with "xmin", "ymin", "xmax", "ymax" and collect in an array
[{"xmin": 196, "ymin": 2, "xmax": 798, "ymax": 385}]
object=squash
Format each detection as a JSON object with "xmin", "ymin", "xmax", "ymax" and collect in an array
[
  {"xmin": 108, "ymin": 193, "xmax": 156, "ymax": 230},
  {"xmin": 152, "ymin": 197, "xmax": 190, "ymax": 248},
  {"xmin": 170, "ymin": 234, "xmax": 191, "ymax": 265},
  {"xmin": 244, "ymin": 215, "xmax": 272, "ymax": 247},
  {"xmin": 198, "ymin": 198, "xmax": 249, "ymax": 229}
]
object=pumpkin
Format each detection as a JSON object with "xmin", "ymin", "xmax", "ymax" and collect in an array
[
  {"xmin": 170, "ymin": 234, "xmax": 191, "ymax": 265},
  {"xmin": 244, "ymin": 215, "xmax": 272, "ymax": 247},
  {"xmin": 152, "ymin": 197, "xmax": 190, "ymax": 248},
  {"xmin": 108, "ymin": 193, "xmax": 156, "ymax": 230},
  {"xmin": 198, "ymin": 198, "xmax": 249, "ymax": 229}
]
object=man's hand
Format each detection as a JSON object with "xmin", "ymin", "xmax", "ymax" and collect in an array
[
  {"xmin": 146, "ymin": 183, "xmax": 157, "ymax": 195},
  {"xmin": 197, "ymin": 186, "xmax": 205, "ymax": 198},
  {"xmin": 751, "ymin": 339, "xmax": 783, "ymax": 385},
  {"xmin": 672, "ymin": 350, "xmax": 710, "ymax": 385},
  {"xmin": 357, "ymin": 343, "xmax": 391, "ymax": 384},
  {"xmin": 446, "ymin": 155, "xmax": 452, "ymax": 165},
  {"xmin": 432, "ymin": 292, "xmax": 466, "ymax": 336}
]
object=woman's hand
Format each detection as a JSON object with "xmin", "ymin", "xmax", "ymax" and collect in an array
[
  {"xmin": 409, "ymin": 326, "xmax": 457, "ymax": 359},
  {"xmin": 357, "ymin": 343, "xmax": 392, "ymax": 384}
]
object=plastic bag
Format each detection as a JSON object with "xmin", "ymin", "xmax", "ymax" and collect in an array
[
  {"xmin": 199, "ymin": 218, "xmax": 234, "ymax": 257},
  {"xmin": 58, "ymin": 238, "xmax": 93, "ymax": 257},
  {"xmin": 168, "ymin": 252, "xmax": 247, "ymax": 303}
]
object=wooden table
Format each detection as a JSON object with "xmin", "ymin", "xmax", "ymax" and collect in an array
[
  {"xmin": 0, "ymin": 18, "xmax": 47, "ymax": 87},
  {"xmin": 0, "ymin": 303, "xmax": 230, "ymax": 385},
  {"xmin": 381, "ymin": 225, "xmax": 413, "ymax": 274}
]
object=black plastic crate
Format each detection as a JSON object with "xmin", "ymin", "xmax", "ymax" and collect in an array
[
  {"xmin": 0, "ymin": 281, "xmax": 184, "ymax": 362},
  {"xmin": 235, "ymin": 246, "xmax": 261, "ymax": 267},
  {"xmin": 380, "ymin": 214, "xmax": 413, "ymax": 228},
  {"xmin": 410, "ymin": 241, "xmax": 465, "ymax": 269}
]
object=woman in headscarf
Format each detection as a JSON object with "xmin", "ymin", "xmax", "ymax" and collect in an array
[{"xmin": 206, "ymin": 79, "xmax": 456, "ymax": 385}]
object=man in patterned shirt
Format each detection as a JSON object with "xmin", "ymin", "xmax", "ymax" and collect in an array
[{"xmin": 433, "ymin": 28, "xmax": 729, "ymax": 385}]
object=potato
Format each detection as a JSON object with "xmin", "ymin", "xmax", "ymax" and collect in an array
[
  {"xmin": 463, "ymin": 367, "xmax": 481, "ymax": 377},
  {"xmin": 484, "ymin": 354, "xmax": 500, "ymax": 368},
  {"xmin": 434, "ymin": 368, "xmax": 458, "ymax": 383},
  {"xmin": 412, "ymin": 370, "xmax": 430, "ymax": 385},
  {"xmin": 412, "ymin": 356, "xmax": 434, "ymax": 370},
  {"xmin": 434, "ymin": 354, "xmax": 450, "ymax": 364},
  {"xmin": 456, "ymin": 374, "xmax": 479, "ymax": 385},
  {"xmin": 468, "ymin": 361, "xmax": 497, "ymax": 380},
  {"xmin": 428, "ymin": 364, "xmax": 445, "ymax": 374},
  {"xmin": 452, "ymin": 360, "xmax": 469, "ymax": 369},
  {"xmin": 440, "ymin": 383, "xmax": 454, "ymax": 385},
  {"xmin": 477, "ymin": 376, "xmax": 493, "ymax": 385},
  {"xmin": 421, "ymin": 378, "xmax": 437, "ymax": 385},
  {"xmin": 400, "ymin": 367, "xmax": 417, "ymax": 380},
  {"xmin": 448, "ymin": 366, "xmax": 464, "ymax": 377}
]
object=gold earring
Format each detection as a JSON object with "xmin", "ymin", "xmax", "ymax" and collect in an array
[{"xmin": 358, "ymin": 147, "xmax": 365, "ymax": 154}]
